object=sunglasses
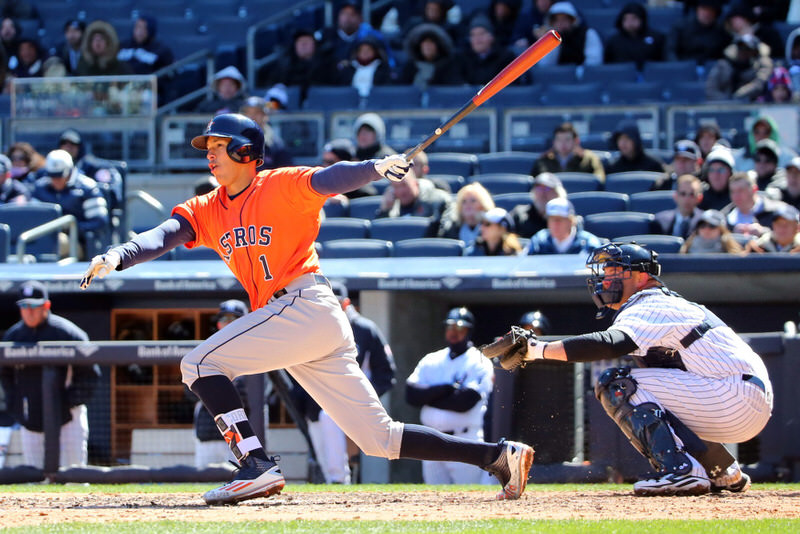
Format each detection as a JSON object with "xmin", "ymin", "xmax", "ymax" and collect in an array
[
  {"xmin": 675, "ymin": 191, "xmax": 697, "ymax": 197},
  {"xmin": 18, "ymin": 302, "xmax": 44, "ymax": 309}
]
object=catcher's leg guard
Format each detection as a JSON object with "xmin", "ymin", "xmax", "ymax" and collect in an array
[{"xmin": 594, "ymin": 367, "xmax": 692, "ymax": 473}]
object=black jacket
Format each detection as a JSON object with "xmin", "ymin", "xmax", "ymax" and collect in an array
[
  {"xmin": 1, "ymin": 313, "xmax": 100, "ymax": 432},
  {"xmin": 458, "ymin": 44, "xmax": 516, "ymax": 86},
  {"xmin": 604, "ymin": 3, "xmax": 665, "ymax": 67}
]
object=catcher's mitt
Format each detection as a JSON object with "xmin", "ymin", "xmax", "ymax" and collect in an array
[{"xmin": 479, "ymin": 326, "xmax": 536, "ymax": 371}]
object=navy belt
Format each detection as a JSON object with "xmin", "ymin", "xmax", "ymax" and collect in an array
[
  {"xmin": 272, "ymin": 274, "xmax": 330, "ymax": 301},
  {"xmin": 742, "ymin": 374, "xmax": 766, "ymax": 393}
]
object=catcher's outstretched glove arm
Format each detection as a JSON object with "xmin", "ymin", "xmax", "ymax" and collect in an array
[{"xmin": 479, "ymin": 326, "xmax": 538, "ymax": 371}]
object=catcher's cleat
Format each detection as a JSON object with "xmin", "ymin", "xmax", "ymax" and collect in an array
[
  {"xmin": 202, "ymin": 454, "xmax": 285, "ymax": 506},
  {"xmin": 710, "ymin": 463, "xmax": 751, "ymax": 493},
  {"xmin": 633, "ymin": 455, "xmax": 710, "ymax": 497},
  {"xmin": 486, "ymin": 439, "xmax": 534, "ymax": 500}
]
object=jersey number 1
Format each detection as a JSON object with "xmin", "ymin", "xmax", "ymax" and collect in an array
[{"xmin": 258, "ymin": 254, "xmax": 273, "ymax": 281}]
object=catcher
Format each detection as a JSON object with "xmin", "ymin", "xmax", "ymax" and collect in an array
[{"xmin": 481, "ymin": 242, "xmax": 773, "ymax": 496}]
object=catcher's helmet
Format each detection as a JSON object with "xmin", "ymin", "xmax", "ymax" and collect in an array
[
  {"xmin": 519, "ymin": 310, "xmax": 550, "ymax": 335},
  {"xmin": 444, "ymin": 307, "xmax": 475, "ymax": 329},
  {"xmin": 191, "ymin": 113, "xmax": 265, "ymax": 165},
  {"xmin": 586, "ymin": 242, "xmax": 661, "ymax": 313}
]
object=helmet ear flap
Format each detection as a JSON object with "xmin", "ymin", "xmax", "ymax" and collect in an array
[{"xmin": 229, "ymin": 142, "xmax": 253, "ymax": 163}]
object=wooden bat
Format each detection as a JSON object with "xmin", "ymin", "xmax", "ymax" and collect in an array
[{"xmin": 404, "ymin": 29, "xmax": 562, "ymax": 161}]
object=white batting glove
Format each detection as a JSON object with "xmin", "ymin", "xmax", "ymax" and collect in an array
[
  {"xmin": 526, "ymin": 338, "xmax": 547, "ymax": 361},
  {"xmin": 374, "ymin": 154, "xmax": 412, "ymax": 182},
  {"xmin": 80, "ymin": 250, "xmax": 121, "ymax": 290}
]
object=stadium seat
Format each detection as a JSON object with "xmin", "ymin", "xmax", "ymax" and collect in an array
[
  {"xmin": 664, "ymin": 81, "xmax": 707, "ymax": 104},
  {"xmin": 542, "ymin": 83, "xmax": 603, "ymax": 106},
  {"xmin": 369, "ymin": 217, "xmax": 431, "ymax": 242},
  {"xmin": 641, "ymin": 60, "xmax": 701, "ymax": 84},
  {"xmin": 0, "ymin": 223, "xmax": 9, "ymax": 263},
  {"xmin": 426, "ymin": 174, "xmax": 465, "ymax": 193},
  {"xmin": 0, "ymin": 203, "xmax": 63, "ymax": 262},
  {"xmin": 613, "ymin": 234, "xmax": 684, "ymax": 254},
  {"xmin": 425, "ymin": 86, "xmax": 480, "ymax": 109},
  {"xmin": 173, "ymin": 246, "xmax": 221, "ymax": 260},
  {"xmin": 489, "ymin": 85, "xmax": 544, "ymax": 108},
  {"xmin": 303, "ymin": 86, "xmax": 361, "ymax": 111},
  {"xmin": 427, "ymin": 153, "xmax": 478, "ymax": 176},
  {"xmin": 320, "ymin": 238, "xmax": 393, "ymax": 258},
  {"xmin": 629, "ymin": 190, "xmax": 675, "ymax": 215},
  {"xmin": 471, "ymin": 173, "xmax": 533, "ymax": 195},
  {"xmin": 322, "ymin": 200, "xmax": 348, "ymax": 219},
  {"xmin": 492, "ymin": 192, "xmax": 531, "ymax": 212},
  {"xmin": 170, "ymin": 34, "xmax": 215, "ymax": 61},
  {"xmin": 347, "ymin": 196, "xmax": 384, "ymax": 220},
  {"xmin": 582, "ymin": 8, "xmax": 618, "ymax": 40},
  {"xmin": 581, "ymin": 63, "xmax": 639, "ymax": 84},
  {"xmin": 604, "ymin": 81, "xmax": 665, "ymax": 105},
  {"xmin": 554, "ymin": 172, "xmax": 602, "ymax": 193},
  {"xmin": 317, "ymin": 218, "xmax": 371, "ymax": 243},
  {"xmin": 365, "ymin": 86, "xmax": 422, "ymax": 109},
  {"xmin": 605, "ymin": 172, "xmax": 662, "ymax": 195},
  {"xmin": 531, "ymin": 64, "xmax": 578, "ymax": 85},
  {"xmin": 477, "ymin": 152, "xmax": 538, "ymax": 174},
  {"xmin": 393, "ymin": 238, "xmax": 464, "ymax": 257},
  {"xmin": 583, "ymin": 211, "xmax": 657, "ymax": 241},
  {"xmin": 567, "ymin": 191, "xmax": 629, "ymax": 217}
]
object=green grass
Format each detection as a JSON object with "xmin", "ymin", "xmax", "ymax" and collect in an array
[{"xmin": 1, "ymin": 519, "xmax": 798, "ymax": 534}]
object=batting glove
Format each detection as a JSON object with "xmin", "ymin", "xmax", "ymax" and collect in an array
[
  {"xmin": 80, "ymin": 250, "xmax": 121, "ymax": 290},
  {"xmin": 374, "ymin": 155, "xmax": 412, "ymax": 182}
]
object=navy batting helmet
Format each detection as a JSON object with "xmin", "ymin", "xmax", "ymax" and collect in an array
[
  {"xmin": 586, "ymin": 242, "xmax": 660, "ymax": 313},
  {"xmin": 191, "ymin": 113, "xmax": 265, "ymax": 165},
  {"xmin": 519, "ymin": 310, "xmax": 550, "ymax": 335},
  {"xmin": 444, "ymin": 307, "xmax": 475, "ymax": 329}
]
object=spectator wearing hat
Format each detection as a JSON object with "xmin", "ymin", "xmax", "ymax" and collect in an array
[
  {"xmin": 511, "ymin": 172, "xmax": 567, "ymax": 238},
  {"xmin": 745, "ymin": 204, "xmax": 800, "ymax": 253},
  {"xmin": 736, "ymin": 115, "xmax": 798, "ymax": 171},
  {"xmin": 752, "ymin": 138, "xmax": 784, "ymax": 191},
  {"xmin": 535, "ymin": 1, "xmax": 603, "ymax": 67},
  {"xmin": 334, "ymin": 35, "xmax": 395, "ymax": 97},
  {"xmin": 268, "ymin": 28, "xmax": 335, "ymax": 100},
  {"xmin": 0, "ymin": 281, "xmax": 101, "ymax": 471},
  {"xmin": 667, "ymin": 0, "xmax": 730, "ymax": 63},
  {"xmin": 0, "ymin": 154, "xmax": 29, "ymax": 205},
  {"xmin": 6, "ymin": 141, "xmax": 44, "ymax": 185},
  {"xmin": 721, "ymin": 171, "xmax": 785, "ymax": 237},
  {"xmin": 706, "ymin": 32, "xmax": 772, "ymax": 101},
  {"xmin": 439, "ymin": 182, "xmax": 496, "ymax": 245},
  {"xmin": 768, "ymin": 156, "xmax": 800, "ymax": 210},
  {"xmin": 319, "ymin": 0, "xmax": 395, "ymax": 69},
  {"xmin": 680, "ymin": 209, "xmax": 744, "ymax": 254},
  {"xmin": 724, "ymin": 4, "xmax": 783, "ymax": 59},
  {"xmin": 700, "ymin": 147, "xmax": 736, "ymax": 211},
  {"xmin": 606, "ymin": 120, "xmax": 666, "ymax": 175},
  {"xmin": 655, "ymin": 174, "xmax": 705, "ymax": 240},
  {"xmin": 353, "ymin": 112, "xmax": 396, "ymax": 161},
  {"xmin": 399, "ymin": 23, "xmax": 463, "ymax": 89},
  {"xmin": 75, "ymin": 20, "xmax": 131, "ymax": 76},
  {"xmin": 525, "ymin": 197, "xmax": 601, "ymax": 254},
  {"xmin": 652, "ymin": 139, "xmax": 703, "ymax": 191},
  {"xmin": 758, "ymin": 66, "xmax": 796, "ymax": 103},
  {"xmin": 194, "ymin": 65, "xmax": 248, "ymax": 115},
  {"xmin": 264, "ymin": 83, "xmax": 289, "ymax": 111},
  {"xmin": 532, "ymin": 122, "xmax": 605, "ymax": 181},
  {"xmin": 695, "ymin": 123, "xmax": 723, "ymax": 159},
  {"xmin": 50, "ymin": 19, "xmax": 84, "ymax": 74},
  {"xmin": 32, "ymin": 149, "xmax": 109, "ymax": 257},
  {"xmin": 296, "ymin": 281, "xmax": 396, "ymax": 484},
  {"xmin": 239, "ymin": 96, "xmax": 293, "ymax": 170},
  {"xmin": 466, "ymin": 206, "xmax": 523, "ymax": 256},
  {"xmin": 519, "ymin": 310, "xmax": 550, "ymax": 336},
  {"xmin": 117, "ymin": 15, "xmax": 174, "ymax": 75},
  {"xmin": 457, "ymin": 15, "xmax": 517, "ymax": 85},
  {"xmin": 604, "ymin": 2, "xmax": 665, "ymax": 68},
  {"xmin": 191, "ymin": 300, "xmax": 250, "ymax": 468},
  {"xmin": 56, "ymin": 129, "xmax": 124, "ymax": 215}
]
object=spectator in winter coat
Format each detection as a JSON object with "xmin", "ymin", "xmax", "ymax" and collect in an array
[
  {"xmin": 525, "ymin": 197, "xmax": 602, "ymax": 254},
  {"xmin": 536, "ymin": 2, "xmax": 603, "ymax": 66},
  {"xmin": 706, "ymin": 33, "xmax": 772, "ymax": 101},
  {"xmin": 721, "ymin": 171, "xmax": 786, "ymax": 237},
  {"xmin": 745, "ymin": 203, "xmax": 800, "ymax": 253},
  {"xmin": 532, "ymin": 122, "xmax": 605, "ymax": 181},
  {"xmin": 50, "ymin": 19, "xmax": 84, "ymax": 74},
  {"xmin": 699, "ymin": 147, "xmax": 735, "ymax": 211},
  {"xmin": 268, "ymin": 29, "xmax": 335, "ymax": 99},
  {"xmin": 9, "ymin": 37, "xmax": 42, "ymax": 78},
  {"xmin": 758, "ymin": 66, "xmax": 796, "ymax": 103},
  {"xmin": 0, "ymin": 17, "xmax": 20, "ymax": 60},
  {"xmin": 438, "ymin": 182, "xmax": 495, "ymax": 245},
  {"xmin": 604, "ymin": 2, "xmax": 665, "ymax": 67},
  {"xmin": 75, "ymin": 20, "xmax": 131, "ymax": 76},
  {"xmin": 668, "ymin": 0, "xmax": 730, "ymax": 63},
  {"xmin": 400, "ymin": 23, "xmax": 463, "ymax": 89},
  {"xmin": 485, "ymin": 0, "xmax": 523, "ymax": 48},
  {"xmin": 768, "ymin": 156, "xmax": 800, "ymax": 210},
  {"xmin": 335, "ymin": 36, "xmax": 395, "ymax": 97},
  {"xmin": 117, "ymin": 15, "xmax": 174, "ymax": 74},
  {"xmin": 457, "ymin": 16, "xmax": 517, "ymax": 85},
  {"xmin": 319, "ymin": 0, "xmax": 394, "ymax": 68},
  {"xmin": 401, "ymin": 0, "xmax": 464, "ymax": 50},
  {"xmin": 0, "ymin": 154, "xmax": 29, "ymax": 205},
  {"xmin": 606, "ymin": 120, "xmax": 666, "ymax": 174},
  {"xmin": 466, "ymin": 207, "xmax": 524, "ymax": 256},
  {"xmin": 724, "ymin": 4, "xmax": 783, "ymax": 59},
  {"xmin": 377, "ymin": 170, "xmax": 454, "ymax": 230},
  {"xmin": 353, "ymin": 112, "xmax": 396, "ymax": 161},
  {"xmin": 511, "ymin": 172, "xmax": 567, "ymax": 238},
  {"xmin": 512, "ymin": 0, "xmax": 555, "ymax": 49},
  {"xmin": 194, "ymin": 65, "xmax": 248, "ymax": 115},
  {"xmin": 735, "ymin": 114, "xmax": 798, "ymax": 171}
]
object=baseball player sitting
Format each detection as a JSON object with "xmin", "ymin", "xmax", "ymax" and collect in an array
[
  {"xmin": 81, "ymin": 113, "xmax": 533, "ymax": 505},
  {"xmin": 484, "ymin": 242, "xmax": 772, "ymax": 496}
]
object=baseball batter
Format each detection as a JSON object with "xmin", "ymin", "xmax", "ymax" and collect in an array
[
  {"xmin": 80, "ymin": 113, "xmax": 533, "ymax": 505},
  {"xmin": 487, "ymin": 242, "xmax": 772, "ymax": 496}
]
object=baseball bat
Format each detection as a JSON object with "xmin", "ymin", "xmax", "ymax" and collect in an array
[{"xmin": 404, "ymin": 29, "xmax": 561, "ymax": 161}]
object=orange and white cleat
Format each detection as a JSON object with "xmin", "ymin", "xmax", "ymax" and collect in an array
[
  {"xmin": 202, "ymin": 455, "xmax": 285, "ymax": 505},
  {"xmin": 487, "ymin": 439, "xmax": 534, "ymax": 500}
]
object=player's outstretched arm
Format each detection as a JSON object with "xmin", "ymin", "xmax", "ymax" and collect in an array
[{"xmin": 310, "ymin": 156, "xmax": 412, "ymax": 196}]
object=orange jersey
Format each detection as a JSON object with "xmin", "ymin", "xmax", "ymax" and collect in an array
[{"xmin": 173, "ymin": 166, "xmax": 328, "ymax": 311}]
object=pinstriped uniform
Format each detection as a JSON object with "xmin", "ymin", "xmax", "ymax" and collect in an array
[{"xmin": 611, "ymin": 288, "xmax": 773, "ymax": 443}]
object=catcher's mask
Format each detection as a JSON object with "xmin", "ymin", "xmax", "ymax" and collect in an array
[{"xmin": 586, "ymin": 242, "xmax": 661, "ymax": 316}]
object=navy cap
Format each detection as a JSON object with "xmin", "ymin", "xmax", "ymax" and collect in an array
[
  {"xmin": 17, "ymin": 280, "xmax": 49, "ymax": 307},
  {"xmin": 216, "ymin": 299, "xmax": 247, "ymax": 319}
]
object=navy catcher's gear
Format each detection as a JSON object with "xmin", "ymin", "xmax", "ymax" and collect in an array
[
  {"xmin": 444, "ymin": 307, "xmax": 475, "ymax": 329},
  {"xmin": 191, "ymin": 113, "xmax": 265, "ymax": 166},
  {"xmin": 586, "ymin": 242, "xmax": 661, "ymax": 313}
]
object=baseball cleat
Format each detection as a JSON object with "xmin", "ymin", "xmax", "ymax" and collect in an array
[
  {"xmin": 633, "ymin": 455, "xmax": 710, "ymax": 497},
  {"xmin": 710, "ymin": 463, "xmax": 751, "ymax": 493},
  {"xmin": 202, "ymin": 455, "xmax": 285, "ymax": 506},
  {"xmin": 487, "ymin": 439, "xmax": 534, "ymax": 500}
]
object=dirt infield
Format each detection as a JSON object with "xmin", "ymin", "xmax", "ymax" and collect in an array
[{"xmin": 0, "ymin": 489, "xmax": 798, "ymax": 526}]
